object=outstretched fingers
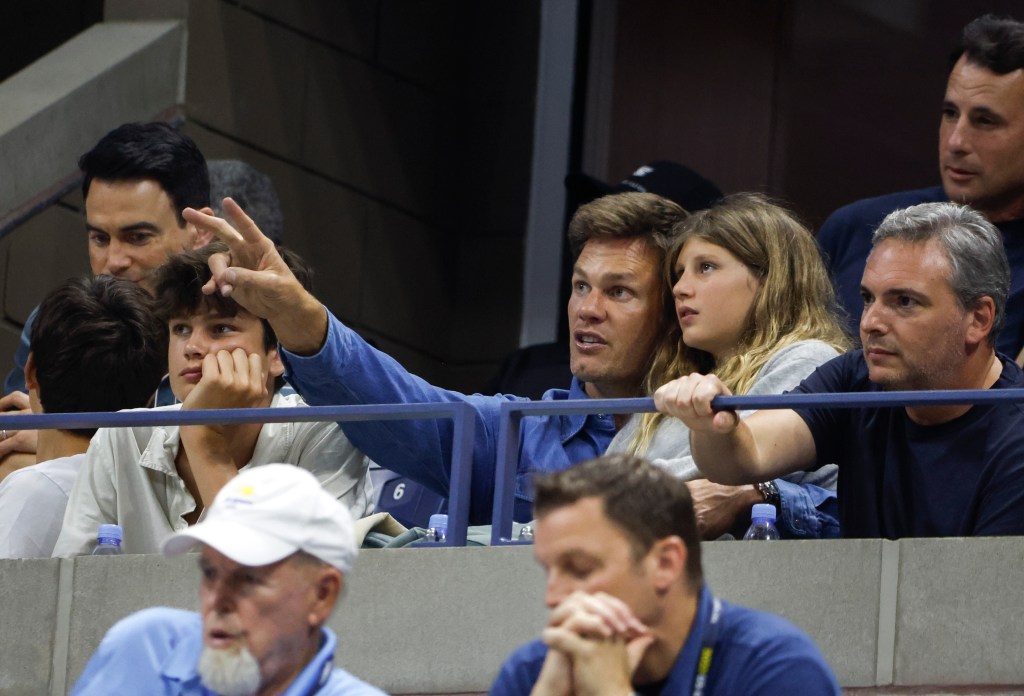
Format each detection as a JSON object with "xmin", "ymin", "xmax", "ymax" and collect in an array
[
  {"xmin": 182, "ymin": 205, "xmax": 245, "ymax": 247},
  {"xmin": 220, "ymin": 197, "xmax": 269, "ymax": 246}
]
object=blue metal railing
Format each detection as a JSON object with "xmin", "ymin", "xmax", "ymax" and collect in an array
[
  {"xmin": 0, "ymin": 402, "xmax": 476, "ymax": 546},
  {"xmin": 6, "ymin": 386, "xmax": 1022, "ymax": 547},
  {"xmin": 489, "ymin": 388, "xmax": 1024, "ymax": 544}
]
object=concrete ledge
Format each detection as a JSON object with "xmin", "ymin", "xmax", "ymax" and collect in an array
[
  {"xmin": 894, "ymin": 538, "xmax": 1024, "ymax": 686},
  {"xmin": 337, "ymin": 546, "xmax": 547, "ymax": 693},
  {"xmin": 704, "ymin": 539, "xmax": 883, "ymax": 687},
  {"xmin": 0, "ymin": 20, "xmax": 184, "ymax": 227},
  {"xmin": 3, "ymin": 539, "xmax": 1024, "ymax": 694},
  {"xmin": 0, "ymin": 558, "xmax": 61, "ymax": 696}
]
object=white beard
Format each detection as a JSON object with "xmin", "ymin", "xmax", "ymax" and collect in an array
[{"xmin": 198, "ymin": 645, "xmax": 261, "ymax": 696}]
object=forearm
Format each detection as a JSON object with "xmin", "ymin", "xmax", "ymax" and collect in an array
[
  {"xmin": 271, "ymin": 289, "xmax": 329, "ymax": 356},
  {"xmin": 689, "ymin": 423, "xmax": 768, "ymax": 485},
  {"xmin": 692, "ymin": 411, "xmax": 817, "ymax": 485},
  {"xmin": 283, "ymin": 311, "xmax": 504, "ymax": 522}
]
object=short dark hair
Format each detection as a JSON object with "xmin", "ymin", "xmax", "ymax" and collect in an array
[
  {"xmin": 31, "ymin": 276, "xmax": 167, "ymax": 437},
  {"xmin": 566, "ymin": 191, "xmax": 686, "ymax": 262},
  {"xmin": 79, "ymin": 122, "xmax": 210, "ymax": 226},
  {"xmin": 533, "ymin": 454, "xmax": 702, "ymax": 592},
  {"xmin": 953, "ymin": 15, "xmax": 1024, "ymax": 74},
  {"xmin": 152, "ymin": 242, "xmax": 314, "ymax": 352}
]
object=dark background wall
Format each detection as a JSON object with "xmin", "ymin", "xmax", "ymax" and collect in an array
[
  {"xmin": 4, "ymin": 1, "xmax": 1024, "ymax": 395},
  {"xmin": 602, "ymin": 0, "xmax": 1024, "ymax": 229}
]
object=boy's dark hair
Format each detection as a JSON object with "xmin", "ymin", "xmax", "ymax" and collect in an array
[
  {"xmin": 79, "ymin": 122, "xmax": 210, "ymax": 225},
  {"xmin": 31, "ymin": 276, "xmax": 167, "ymax": 437},
  {"xmin": 533, "ymin": 454, "xmax": 703, "ymax": 592},
  {"xmin": 153, "ymin": 242, "xmax": 314, "ymax": 352}
]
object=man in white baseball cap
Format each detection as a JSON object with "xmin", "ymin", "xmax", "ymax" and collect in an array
[{"xmin": 72, "ymin": 464, "xmax": 385, "ymax": 696}]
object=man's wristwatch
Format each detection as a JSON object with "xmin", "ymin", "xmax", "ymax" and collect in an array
[{"xmin": 756, "ymin": 480, "xmax": 781, "ymax": 511}]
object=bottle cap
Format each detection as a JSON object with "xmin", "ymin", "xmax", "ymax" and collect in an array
[
  {"xmin": 97, "ymin": 524, "xmax": 123, "ymax": 543},
  {"xmin": 428, "ymin": 514, "xmax": 448, "ymax": 531},
  {"xmin": 751, "ymin": 503, "xmax": 776, "ymax": 522}
]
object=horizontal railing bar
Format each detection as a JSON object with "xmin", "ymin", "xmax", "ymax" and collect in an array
[
  {"xmin": 492, "ymin": 388, "xmax": 1024, "ymax": 418},
  {"xmin": 0, "ymin": 403, "xmax": 471, "ymax": 431}
]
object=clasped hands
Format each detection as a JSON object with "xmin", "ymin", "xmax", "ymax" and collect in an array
[{"xmin": 530, "ymin": 591, "xmax": 653, "ymax": 696}]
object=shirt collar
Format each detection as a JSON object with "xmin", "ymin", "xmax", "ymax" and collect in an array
[
  {"xmin": 558, "ymin": 377, "xmax": 616, "ymax": 443},
  {"xmin": 279, "ymin": 626, "xmax": 337, "ymax": 696},
  {"xmin": 660, "ymin": 585, "xmax": 713, "ymax": 694},
  {"xmin": 159, "ymin": 620, "xmax": 205, "ymax": 689}
]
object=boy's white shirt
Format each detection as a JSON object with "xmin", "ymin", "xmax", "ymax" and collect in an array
[{"xmin": 51, "ymin": 392, "xmax": 374, "ymax": 557}]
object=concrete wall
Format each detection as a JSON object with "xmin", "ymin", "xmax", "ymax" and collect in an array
[
  {"xmin": 4, "ymin": 539, "xmax": 1024, "ymax": 695},
  {"xmin": 592, "ymin": 0, "xmax": 1024, "ymax": 229},
  {"xmin": 0, "ymin": 1, "xmax": 539, "ymax": 395},
  {"xmin": 110, "ymin": 0, "xmax": 540, "ymax": 393}
]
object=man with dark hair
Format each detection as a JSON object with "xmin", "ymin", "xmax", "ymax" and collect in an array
[
  {"xmin": 0, "ymin": 276, "xmax": 166, "ymax": 558},
  {"xmin": 52, "ymin": 244, "xmax": 372, "ymax": 556},
  {"xmin": 819, "ymin": 14, "xmax": 1024, "ymax": 358},
  {"xmin": 73, "ymin": 464, "xmax": 384, "ymax": 696},
  {"xmin": 184, "ymin": 194, "xmax": 682, "ymax": 525},
  {"xmin": 4, "ymin": 122, "xmax": 214, "ymax": 396},
  {"xmin": 490, "ymin": 455, "xmax": 840, "ymax": 696},
  {"xmin": 660, "ymin": 202, "xmax": 1024, "ymax": 538}
]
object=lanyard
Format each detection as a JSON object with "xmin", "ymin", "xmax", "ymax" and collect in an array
[{"xmin": 690, "ymin": 596, "xmax": 722, "ymax": 696}]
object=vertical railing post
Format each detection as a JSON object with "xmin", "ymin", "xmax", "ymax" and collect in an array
[
  {"xmin": 491, "ymin": 401, "xmax": 524, "ymax": 545},
  {"xmin": 445, "ymin": 402, "xmax": 476, "ymax": 547}
]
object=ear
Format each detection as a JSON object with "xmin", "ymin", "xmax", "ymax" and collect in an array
[
  {"xmin": 24, "ymin": 352, "xmax": 38, "ymax": 391},
  {"xmin": 189, "ymin": 206, "xmax": 217, "ymax": 249},
  {"xmin": 964, "ymin": 296, "xmax": 996, "ymax": 347},
  {"xmin": 647, "ymin": 536, "xmax": 687, "ymax": 594},
  {"xmin": 267, "ymin": 347, "xmax": 285, "ymax": 380},
  {"xmin": 307, "ymin": 567, "xmax": 342, "ymax": 627}
]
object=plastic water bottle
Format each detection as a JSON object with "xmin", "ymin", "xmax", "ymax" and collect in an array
[
  {"xmin": 423, "ymin": 514, "xmax": 448, "ymax": 543},
  {"xmin": 743, "ymin": 504, "xmax": 780, "ymax": 541},
  {"xmin": 517, "ymin": 524, "xmax": 534, "ymax": 542},
  {"xmin": 92, "ymin": 524, "xmax": 124, "ymax": 555}
]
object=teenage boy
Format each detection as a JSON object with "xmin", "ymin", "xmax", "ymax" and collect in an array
[
  {"xmin": 52, "ymin": 244, "xmax": 373, "ymax": 556},
  {"xmin": 0, "ymin": 276, "xmax": 165, "ymax": 558}
]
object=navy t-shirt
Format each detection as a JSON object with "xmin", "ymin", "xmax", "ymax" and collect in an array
[
  {"xmin": 793, "ymin": 351, "xmax": 1024, "ymax": 538},
  {"xmin": 816, "ymin": 186, "xmax": 1024, "ymax": 358}
]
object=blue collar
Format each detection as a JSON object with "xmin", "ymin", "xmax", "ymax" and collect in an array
[
  {"xmin": 553, "ymin": 377, "xmax": 616, "ymax": 443},
  {"xmin": 658, "ymin": 586, "xmax": 717, "ymax": 696}
]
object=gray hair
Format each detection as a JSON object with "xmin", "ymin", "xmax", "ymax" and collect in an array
[{"xmin": 872, "ymin": 202, "xmax": 1009, "ymax": 346}]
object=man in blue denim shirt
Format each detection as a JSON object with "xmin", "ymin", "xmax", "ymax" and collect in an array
[{"xmin": 184, "ymin": 192, "xmax": 839, "ymax": 533}]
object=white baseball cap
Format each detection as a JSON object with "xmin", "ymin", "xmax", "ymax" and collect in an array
[{"xmin": 163, "ymin": 464, "xmax": 357, "ymax": 573}]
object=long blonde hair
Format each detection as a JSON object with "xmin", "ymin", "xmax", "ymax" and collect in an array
[{"xmin": 628, "ymin": 193, "xmax": 851, "ymax": 454}]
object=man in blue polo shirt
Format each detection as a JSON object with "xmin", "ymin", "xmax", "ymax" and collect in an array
[
  {"xmin": 71, "ymin": 465, "xmax": 384, "ymax": 696},
  {"xmin": 489, "ymin": 455, "xmax": 840, "ymax": 696}
]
